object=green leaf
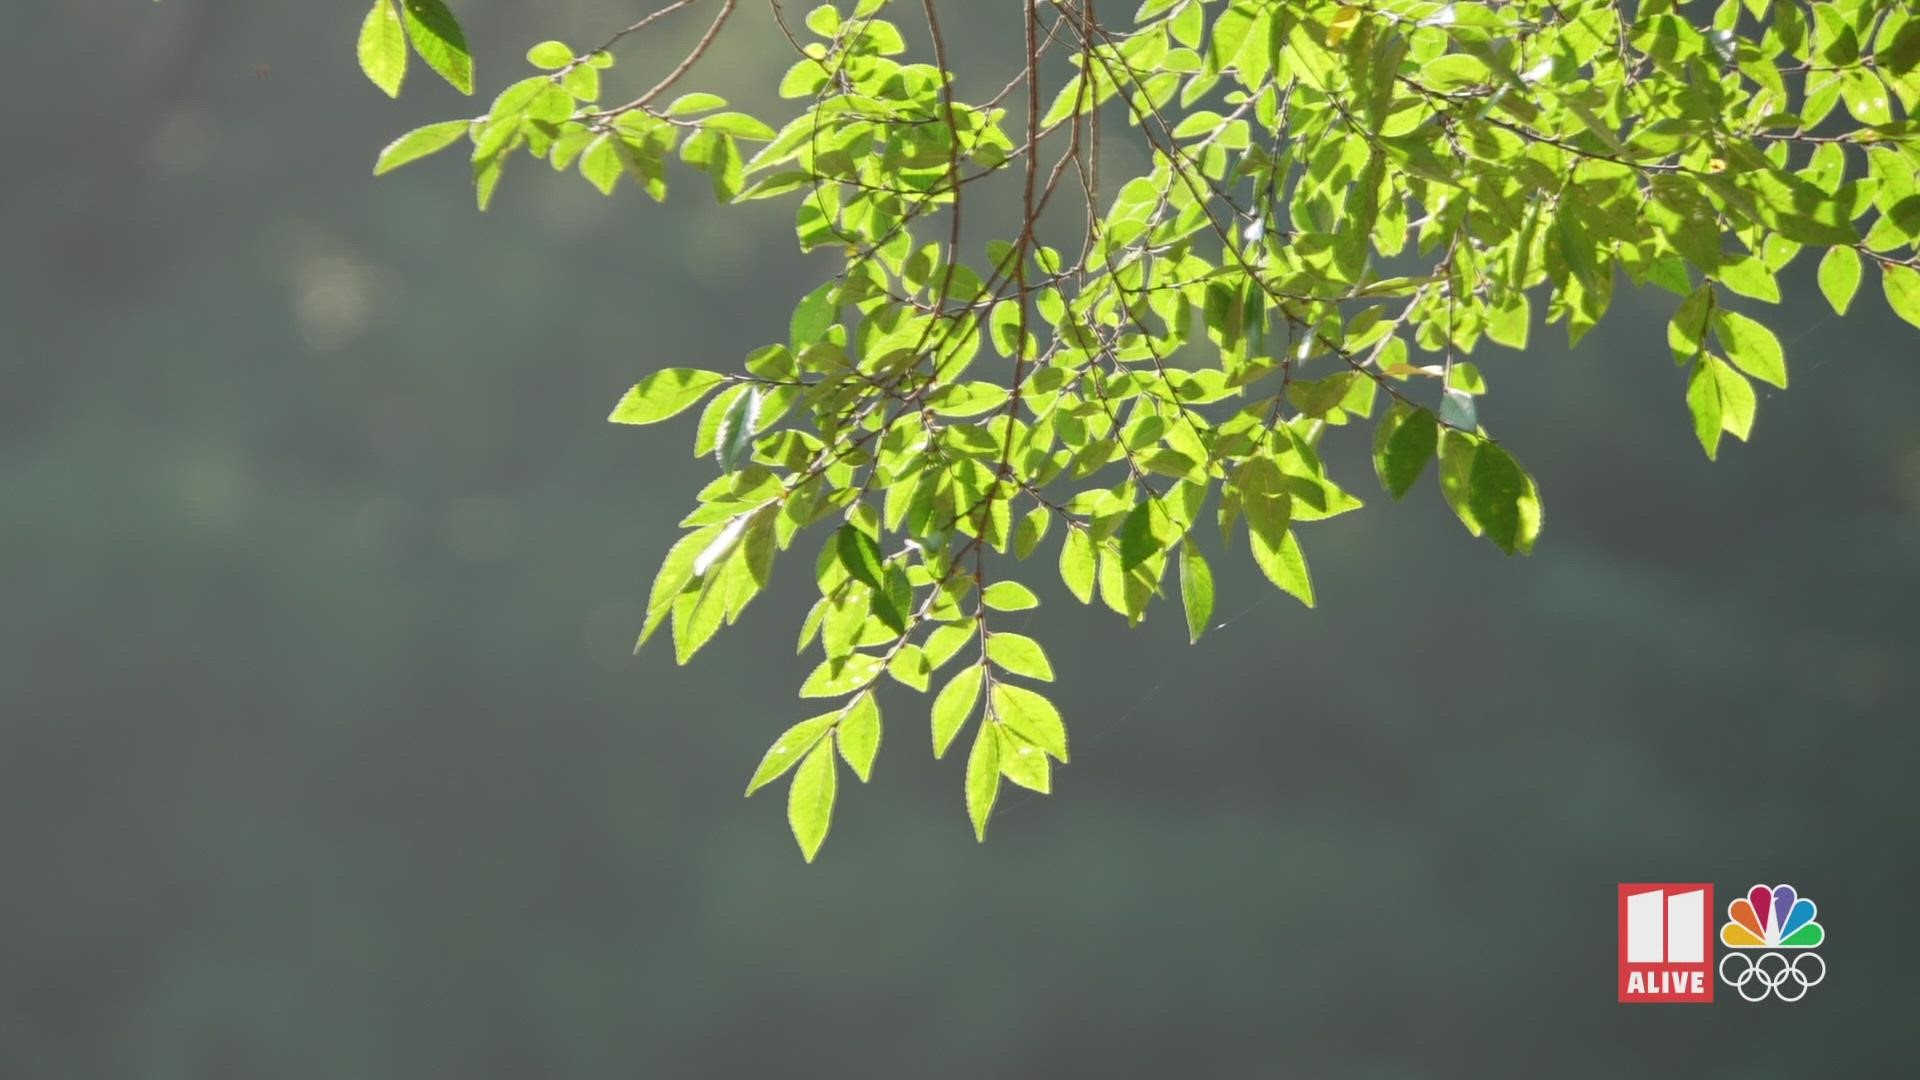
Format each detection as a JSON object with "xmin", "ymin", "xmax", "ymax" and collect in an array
[
  {"xmin": 1485, "ymin": 294, "xmax": 1530, "ymax": 350},
  {"xmin": 995, "ymin": 727, "xmax": 1051, "ymax": 793},
  {"xmin": 671, "ymin": 568, "xmax": 728, "ymax": 664},
  {"xmin": 1438, "ymin": 431, "xmax": 1482, "ymax": 536},
  {"xmin": 800, "ymin": 653, "xmax": 885, "ymax": 697},
  {"xmin": 745, "ymin": 712, "xmax": 838, "ymax": 795},
  {"xmin": 1374, "ymin": 405, "xmax": 1439, "ymax": 499},
  {"xmin": 1886, "ymin": 264, "xmax": 1920, "ymax": 330},
  {"xmin": 921, "ymin": 624, "xmax": 972, "ymax": 671},
  {"xmin": 1059, "ymin": 526, "xmax": 1096, "ymax": 604},
  {"xmin": 1210, "ymin": 4, "xmax": 1254, "ymax": 74},
  {"xmin": 1238, "ymin": 456, "xmax": 1290, "ymax": 548},
  {"xmin": 680, "ymin": 129, "xmax": 743, "ymax": 202},
  {"xmin": 804, "ymin": 3, "xmax": 841, "ymax": 36},
  {"xmin": 704, "ymin": 112, "xmax": 777, "ymax": 140},
  {"xmin": 1014, "ymin": 507, "xmax": 1051, "ymax": 560},
  {"xmin": 1179, "ymin": 543, "xmax": 1213, "ymax": 645},
  {"xmin": 1118, "ymin": 501, "xmax": 1157, "ymax": 570},
  {"xmin": 991, "ymin": 684, "xmax": 1068, "ymax": 761},
  {"xmin": 1466, "ymin": 442, "xmax": 1542, "ymax": 555},
  {"xmin": 985, "ymin": 633, "xmax": 1054, "ymax": 682},
  {"xmin": 932, "ymin": 663, "xmax": 983, "ymax": 758},
  {"xmin": 1685, "ymin": 357, "xmax": 1723, "ymax": 460},
  {"xmin": 635, "ymin": 523, "xmax": 723, "ymax": 651},
  {"xmin": 1841, "ymin": 68, "xmax": 1892, "ymax": 123},
  {"xmin": 787, "ymin": 739, "xmax": 837, "ymax": 862},
  {"xmin": 964, "ymin": 722, "xmax": 1000, "ymax": 842},
  {"xmin": 358, "ymin": 0, "xmax": 408, "ymax": 98},
  {"xmin": 1667, "ymin": 285, "xmax": 1712, "ymax": 365},
  {"xmin": 875, "ymin": 563, "xmax": 912, "ymax": 635},
  {"xmin": 579, "ymin": 135, "xmax": 621, "ymax": 194},
  {"xmin": 1288, "ymin": 373, "xmax": 1360, "ymax": 419},
  {"xmin": 790, "ymin": 281, "xmax": 837, "ymax": 347},
  {"xmin": 887, "ymin": 644, "xmax": 932, "ymax": 691},
  {"xmin": 667, "ymin": 92, "xmax": 728, "ymax": 116},
  {"xmin": 373, "ymin": 119, "xmax": 468, "ymax": 175},
  {"xmin": 563, "ymin": 65, "xmax": 601, "ymax": 101},
  {"xmin": 836, "ymin": 693, "xmax": 881, "ymax": 782},
  {"xmin": 402, "ymin": 0, "xmax": 474, "ymax": 94},
  {"xmin": 982, "ymin": 582, "xmax": 1039, "ymax": 611},
  {"xmin": 692, "ymin": 384, "xmax": 745, "ymax": 457},
  {"xmin": 608, "ymin": 369, "xmax": 726, "ymax": 425},
  {"xmin": 714, "ymin": 386, "xmax": 762, "ymax": 471},
  {"xmin": 1420, "ymin": 54, "xmax": 1491, "ymax": 91},
  {"xmin": 1711, "ymin": 310, "xmax": 1787, "ymax": 389},
  {"xmin": 1688, "ymin": 352, "xmax": 1757, "ymax": 459},
  {"xmin": 1250, "ymin": 528, "xmax": 1314, "ymax": 607},
  {"xmin": 834, "ymin": 524, "xmax": 886, "ymax": 591},
  {"xmin": 1712, "ymin": 356, "xmax": 1757, "ymax": 443},
  {"xmin": 472, "ymin": 139, "xmax": 510, "ymax": 211},
  {"xmin": 1712, "ymin": 254, "xmax": 1779, "ymax": 303},
  {"xmin": 526, "ymin": 40, "xmax": 573, "ymax": 70},
  {"xmin": 1817, "ymin": 246, "xmax": 1861, "ymax": 316}
]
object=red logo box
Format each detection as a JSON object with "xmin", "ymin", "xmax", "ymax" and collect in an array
[{"xmin": 1618, "ymin": 883, "xmax": 1715, "ymax": 1003}]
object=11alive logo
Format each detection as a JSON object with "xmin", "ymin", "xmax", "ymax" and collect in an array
[{"xmin": 1617, "ymin": 883, "xmax": 1827, "ymax": 1004}]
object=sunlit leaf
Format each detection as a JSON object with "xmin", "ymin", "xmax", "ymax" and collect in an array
[
  {"xmin": 608, "ymin": 369, "xmax": 725, "ymax": 425},
  {"xmin": 932, "ymin": 664, "xmax": 982, "ymax": 759},
  {"xmin": 964, "ymin": 723, "xmax": 1000, "ymax": 841},
  {"xmin": 401, "ymin": 0, "xmax": 473, "ymax": 94},
  {"xmin": 1179, "ymin": 543, "xmax": 1213, "ymax": 645},
  {"xmin": 787, "ymin": 740, "xmax": 837, "ymax": 861},
  {"xmin": 358, "ymin": 0, "xmax": 408, "ymax": 98},
  {"xmin": 373, "ymin": 119, "xmax": 468, "ymax": 174}
]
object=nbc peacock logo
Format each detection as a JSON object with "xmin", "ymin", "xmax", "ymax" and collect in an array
[{"xmin": 1718, "ymin": 883, "xmax": 1826, "ymax": 1003}]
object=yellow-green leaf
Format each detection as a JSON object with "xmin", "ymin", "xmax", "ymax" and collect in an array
[
  {"xmin": 800, "ymin": 653, "xmax": 885, "ymax": 698},
  {"xmin": 1374, "ymin": 405, "xmax": 1439, "ymax": 500},
  {"xmin": 402, "ymin": 0, "xmax": 474, "ymax": 95},
  {"xmin": 526, "ymin": 40, "xmax": 573, "ymax": 70},
  {"xmin": 982, "ymin": 581, "xmax": 1039, "ymax": 611},
  {"xmin": 1711, "ymin": 309, "xmax": 1787, "ymax": 389},
  {"xmin": 1817, "ymin": 246, "xmax": 1861, "ymax": 315},
  {"xmin": 836, "ymin": 693, "xmax": 881, "ymax": 782},
  {"xmin": 996, "ymin": 726, "xmax": 1051, "ymax": 793},
  {"xmin": 373, "ymin": 119, "xmax": 468, "ymax": 175},
  {"xmin": 358, "ymin": 0, "xmax": 407, "ymax": 98},
  {"xmin": 1250, "ymin": 527, "xmax": 1315, "ymax": 606},
  {"xmin": 1059, "ymin": 526, "xmax": 1096, "ymax": 603},
  {"xmin": 745, "ymin": 712, "xmax": 837, "ymax": 795},
  {"xmin": 1713, "ymin": 355, "xmax": 1756, "ymax": 442},
  {"xmin": 1466, "ymin": 442, "xmax": 1543, "ymax": 555},
  {"xmin": 608, "ymin": 369, "xmax": 726, "ymax": 425},
  {"xmin": 1685, "ymin": 357, "xmax": 1723, "ymax": 460},
  {"xmin": 964, "ymin": 723, "xmax": 1000, "ymax": 841},
  {"xmin": 932, "ymin": 663, "xmax": 982, "ymax": 758},
  {"xmin": 787, "ymin": 740, "xmax": 837, "ymax": 862},
  {"xmin": 1179, "ymin": 543, "xmax": 1213, "ymax": 645},
  {"xmin": 985, "ymin": 633, "xmax": 1054, "ymax": 682},
  {"xmin": 991, "ymin": 683, "xmax": 1068, "ymax": 762},
  {"xmin": 1886, "ymin": 263, "xmax": 1920, "ymax": 330}
]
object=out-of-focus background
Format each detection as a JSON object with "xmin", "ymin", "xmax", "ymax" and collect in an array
[{"xmin": 5, "ymin": 1, "xmax": 1918, "ymax": 1075}]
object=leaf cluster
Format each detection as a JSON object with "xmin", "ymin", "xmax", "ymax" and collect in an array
[{"xmin": 361, "ymin": 0, "xmax": 1920, "ymax": 858}]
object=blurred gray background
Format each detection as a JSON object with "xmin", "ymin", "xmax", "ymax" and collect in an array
[{"xmin": 5, "ymin": 1, "xmax": 1917, "ymax": 1076}]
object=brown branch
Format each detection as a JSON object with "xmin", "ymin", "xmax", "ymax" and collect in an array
[{"xmin": 614, "ymin": 0, "xmax": 739, "ymax": 113}]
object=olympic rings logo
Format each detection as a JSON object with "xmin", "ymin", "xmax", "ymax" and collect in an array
[{"xmin": 1718, "ymin": 951, "xmax": 1826, "ymax": 1002}]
